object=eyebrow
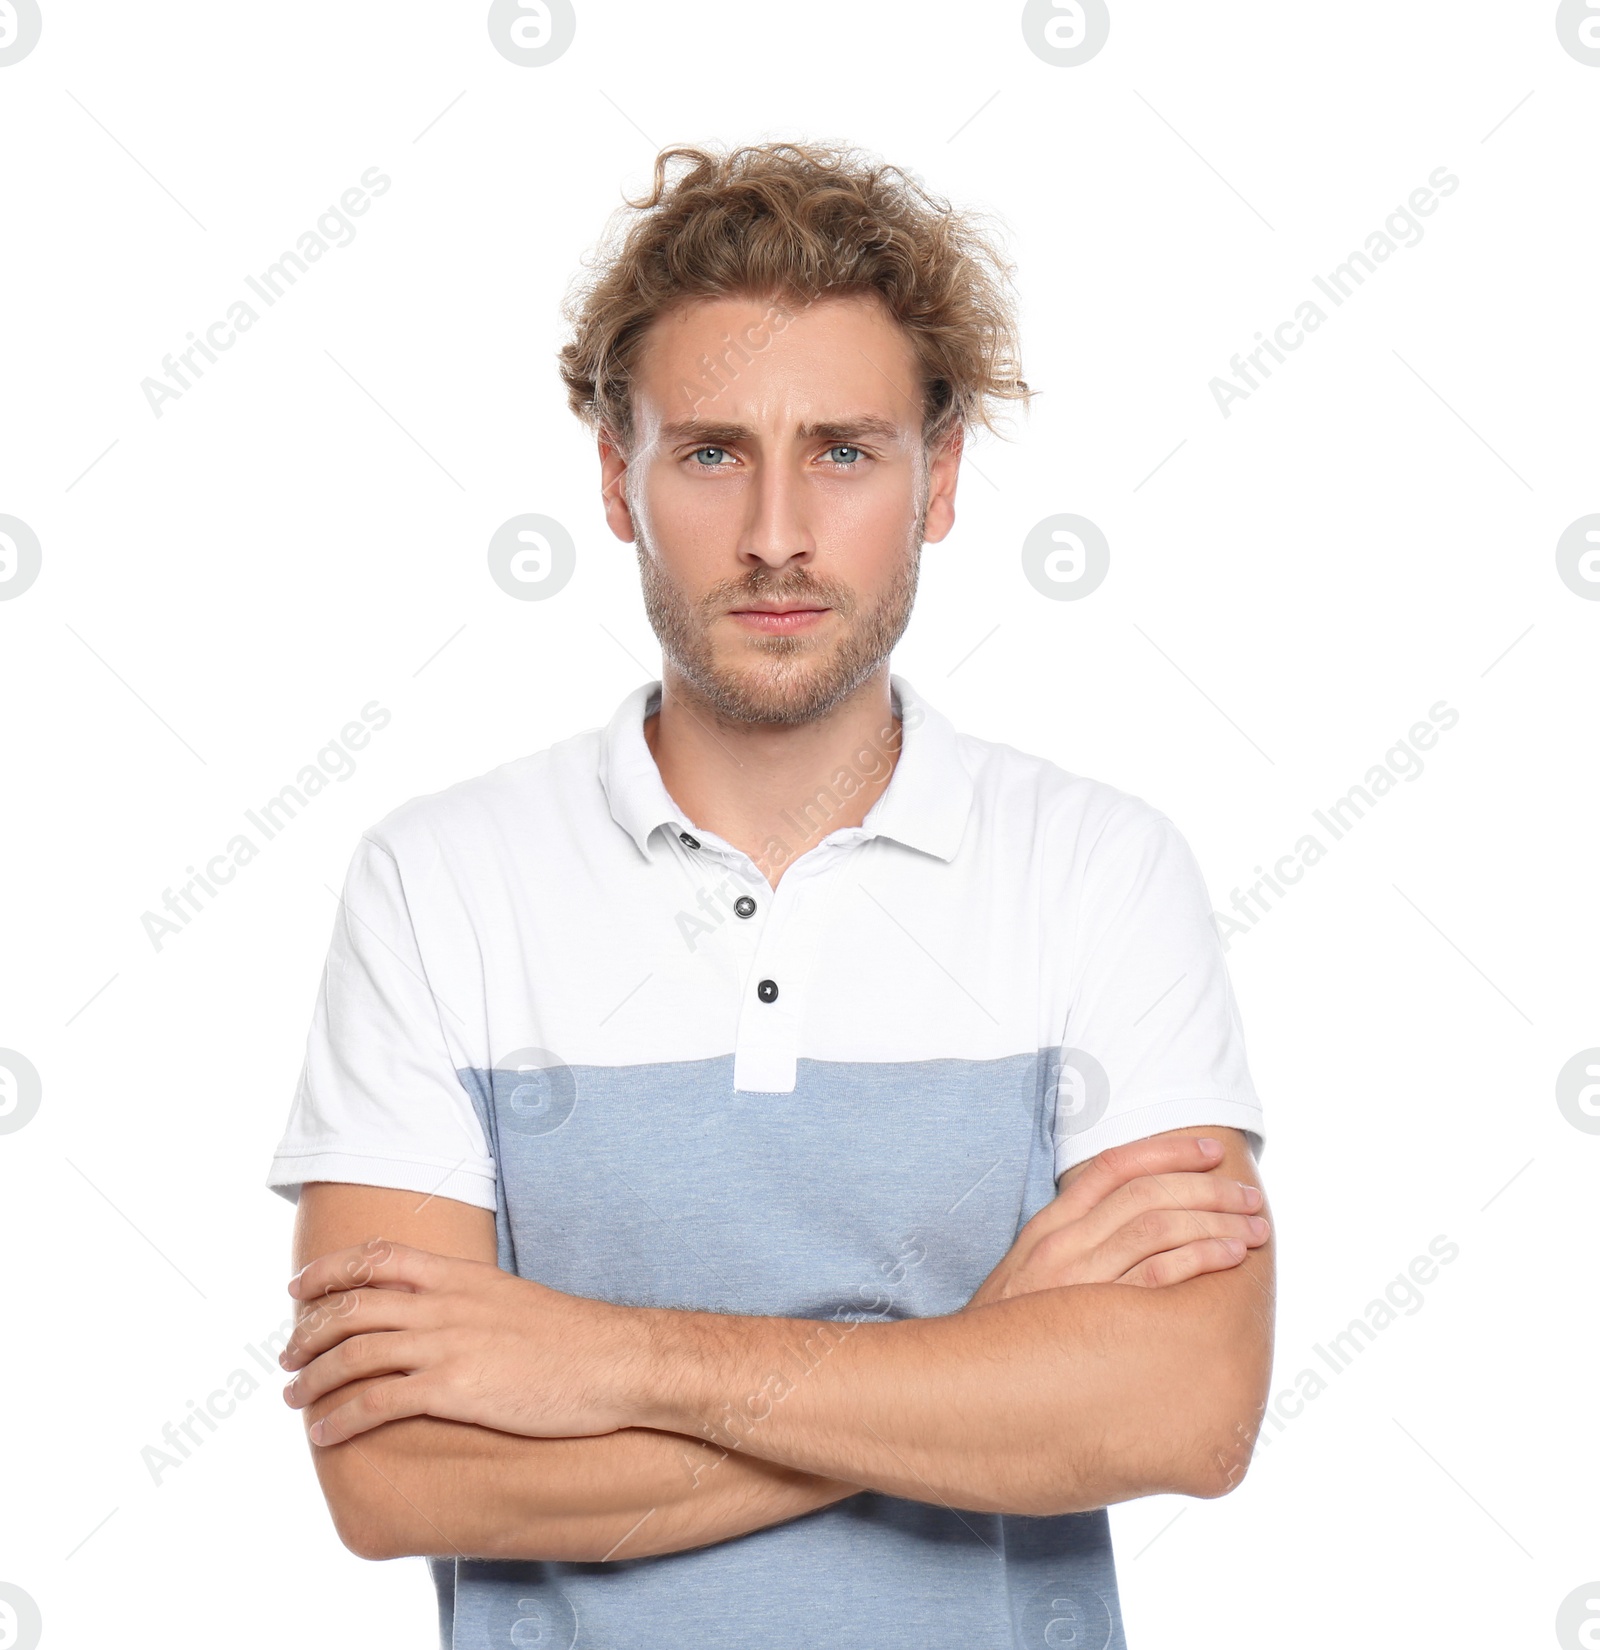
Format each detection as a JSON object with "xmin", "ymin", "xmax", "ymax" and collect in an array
[{"xmin": 657, "ymin": 414, "xmax": 907, "ymax": 447}]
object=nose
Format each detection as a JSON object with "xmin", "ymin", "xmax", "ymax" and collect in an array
[{"xmin": 738, "ymin": 455, "xmax": 815, "ymax": 572}]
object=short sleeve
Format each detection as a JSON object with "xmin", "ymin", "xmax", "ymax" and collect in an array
[
  {"xmin": 1053, "ymin": 802, "xmax": 1265, "ymax": 1179},
  {"xmin": 266, "ymin": 834, "xmax": 497, "ymax": 1211}
]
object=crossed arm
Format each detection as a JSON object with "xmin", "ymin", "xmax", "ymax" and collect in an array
[{"xmin": 282, "ymin": 1125, "xmax": 1274, "ymax": 1563}]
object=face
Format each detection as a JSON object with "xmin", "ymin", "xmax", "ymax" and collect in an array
[{"xmin": 599, "ymin": 291, "xmax": 962, "ymax": 726}]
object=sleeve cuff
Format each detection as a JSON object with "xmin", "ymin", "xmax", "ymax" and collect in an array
[
  {"xmin": 1054, "ymin": 1095, "xmax": 1266, "ymax": 1179},
  {"xmin": 265, "ymin": 1149, "xmax": 498, "ymax": 1213}
]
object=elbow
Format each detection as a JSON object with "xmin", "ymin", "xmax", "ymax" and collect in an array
[
  {"xmin": 986, "ymin": 1417, "xmax": 1262, "ymax": 1517},
  {"xmin": 1183, "ymin": 1433, "xmax": 1258, "ymax": 1501},
  {"xmin": 302, "ymin": 1387, "xmax": 439, "ymax": 1560},
  {"xmin": 1176, "ymin": 1301, "xmax": 1275, "ymax": 1502},
  {"xmin": 308, "ymin": 1432, "xmax": 427, "ymax": 1561},
  {"xmin": 1016, "ymin": 1401, "xmax": 1269, "ymax": 1514},
  {"xmin": 321, "ymin": 1469, "xmax": 579, "ymax": 1565},
  {"xmin": 340, "ymin": 1521, "xmax": 404, "ymax": 1564},
  {"xmin": 1178, "ymin": 1388, "xmax": 1269, "ymax": 1502},
  {"xmin": 324, "ymin": 1485, "xmax": 415, "ymax": 1562}
]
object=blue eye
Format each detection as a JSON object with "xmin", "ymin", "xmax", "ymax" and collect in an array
[
  {"xmin": 692, "ymin": 447, "xmax": 728, "ymax": 466},
  {"xmin": 826, "ymin": 445, "xmax": 863, "ymax": 466}
]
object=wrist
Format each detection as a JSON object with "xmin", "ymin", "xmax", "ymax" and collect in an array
[
  {"xmin": 619, "ymin": 1304, "xmax": 703, "ymax": 1435},
  {"xmin": 626, "ymin": 1306, "xmax": 770, "ymax": 1445},
  {"xmin": 602, "ymin": 1298, "xmax": 680, "ymax": 1432}
]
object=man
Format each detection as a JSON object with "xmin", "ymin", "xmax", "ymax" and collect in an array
[{"xmin": 268, "ymin": 141, "xmax": 1273, "ymax": 1650}]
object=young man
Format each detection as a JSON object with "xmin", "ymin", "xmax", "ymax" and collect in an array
[{"xmin": 268, "ymin": 142, "xmax": 1273, "ymax": 1650}]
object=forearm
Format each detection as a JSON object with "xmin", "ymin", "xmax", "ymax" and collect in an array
[
  {"xmin": 631, "ymin": 1260, "xmax": 1273, "ymax": 1516},
  {"xmin": 304, "ymin": 1376, "xmax": 860, "ymax": 1561}
]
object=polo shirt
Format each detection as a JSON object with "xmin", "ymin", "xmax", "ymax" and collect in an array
[{"xmin": 267, "ymin": 672, "xmax": 1265, "ymax": 1650}]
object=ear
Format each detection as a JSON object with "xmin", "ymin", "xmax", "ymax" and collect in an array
[
  {"xmin": 598, "ymin": 426, "xmax": 636, "ymax": 544},
  {"xmin": 921, "ymin": 425, "xmax": 964, "ymax": 544}
]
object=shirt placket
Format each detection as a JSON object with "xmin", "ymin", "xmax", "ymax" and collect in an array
[
  {"xmin": 664, "ymin": 822, "xmax": 871, "ymax": 1093},
  {"xmin": 731, "ymin": 837, "xmax": 868, "ymax": 1094}
]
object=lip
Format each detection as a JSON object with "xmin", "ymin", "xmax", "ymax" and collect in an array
[{"xmin": 727, "ymin": 603, "xmax": 831, "ymax": 633}]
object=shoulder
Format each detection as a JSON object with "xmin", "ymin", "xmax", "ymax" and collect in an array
[
  {"xmin": 358, "ymin": 723, "xmax": 605, "ymax": 873},
  {"xmin": 950, "ymin": 718, "xmax": 1181, "ymax": 869}
]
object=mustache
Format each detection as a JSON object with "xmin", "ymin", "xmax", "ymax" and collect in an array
[{"xmin": 706, "ymin": 575, "xmax": 850, "ymax": 609}]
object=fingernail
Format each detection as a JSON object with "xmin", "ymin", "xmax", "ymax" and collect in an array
[
  {"xmin": 309, "ymin": 1419, "xmax": 326, "ymax": 1444},
  {"xmin": 1198, "ymin": 1138, "xmax": 1222, "ymax": 1157},
  {"xmin": 1224, "ymin": 1239, "xmax": 1246, "ymax": 1259},
  {"xmin": 1239, "ymin": 1183, "xmax": 1263, "ymax": 1208},
  {"xmin": 1248, "ymin": 1216, "xmax": 1270, "ymax": 1238}
]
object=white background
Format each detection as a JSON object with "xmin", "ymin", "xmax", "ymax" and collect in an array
[{"xmin": 1, "ymin": 2, "xmax": 1597, "ymax": 1646}]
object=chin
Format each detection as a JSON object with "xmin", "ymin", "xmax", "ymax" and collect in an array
[{"xmin": 693, "ymin": 648, "xmax": 873, "ymax": 726}]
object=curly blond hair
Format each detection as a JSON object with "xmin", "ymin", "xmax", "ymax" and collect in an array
[{"xmin": 557, "ymin": 141, "xmax": 1033, "ymax": 455}]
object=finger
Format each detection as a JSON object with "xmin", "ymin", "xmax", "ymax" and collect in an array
[
  {"xmin": 286, "ymin": 1329, "xmax": 425, "ymax": 1410},
  {"xmin": 1060, "ymin": 1171, "xmax": 1262, "ymax": 1257},
  {"xmin": 307, "ymin": 1373, "xmax": 433, "ymax": 1445},
  {"xmin": 1096, "ymin": 1208, "xmax": 1269, "ymax": 1277},
  {"xmin": 281, "ymin": 1285, "xmax": 421, "ymax": 1372},
  {"xmin": 1118, "ymin": 1236, "xmax": 1252, "ymax": 1288},
  {"xmin": 1052, "ymin": 1136, "xmax": 1226, "ymax": 1224},
  {"xmin": 1007, "ymin": 1138, "xmax": 1229, "ymax": 1264},
  {"xmin": 289, "ymin": 1238, "xmax": 443, "ymax": 1305},
  {"xmin": 1021, "ymin": 1207, "xmax": 1265, "ymax": 1291},
  {"xmin": 1098, "ymin": 1170, "xmax": 1264, "ymax": 1226}
]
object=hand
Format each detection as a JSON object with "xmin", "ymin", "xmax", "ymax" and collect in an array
[
  {"xmin": 279, "ymin": 1239, "xmax": 644, "ymax": 1446},
  {"xmin": 964, "ymin": 1135, "xmax": 1268, "ymax": 1310}
]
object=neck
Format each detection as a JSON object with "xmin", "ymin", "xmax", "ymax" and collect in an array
[{"xmin": 643, "ymin": 665, "xmax": 903, "ymax": 889}]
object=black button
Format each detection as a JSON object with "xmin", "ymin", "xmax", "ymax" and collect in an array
[
  {"xmin": 757, "ymin": 978, "xmax": 779, "ymax": 1003},
  {"xmin": 734, "ymin": 895, "xmax": 756, "ymax": 918},
  {"xmin": 678, "ymin": 831, "xmax": 701, "ymax": 849}
]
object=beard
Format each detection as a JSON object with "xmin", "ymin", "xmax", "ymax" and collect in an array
[{"xmin": 634, "ymin": 523, "xmax": 922, "ymax": 727}]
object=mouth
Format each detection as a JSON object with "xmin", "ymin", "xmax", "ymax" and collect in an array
[{"xmin": 725, "ymin": 603, "xmax": 832, "ymax": 633}]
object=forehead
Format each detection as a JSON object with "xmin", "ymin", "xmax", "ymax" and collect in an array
[{"xmin": 630, "ymin": 290, "xmax": 924, "ymax": 435}]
